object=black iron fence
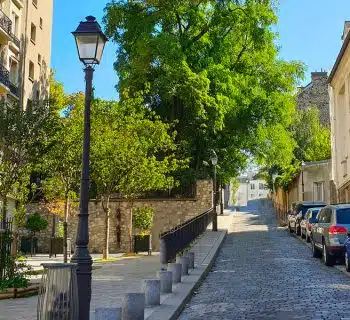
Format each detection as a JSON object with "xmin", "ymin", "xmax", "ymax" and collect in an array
[
  {"xmin": 0, "ymin": 9, "xmax": 12, "ymax": 36},
  {"xmin": 159, "ymin": 209, "xmax": 214, "ymax": 264},
  {"xmin": 0, "ymin": 218, "xmax": 13, "ymax": 281}
]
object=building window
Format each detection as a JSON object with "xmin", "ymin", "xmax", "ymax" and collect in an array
[
  {"xmin": 32, "ymin": 0, "xmax": 37, "ymax": 8},
  {"xmin": 250, "ymin": 184, "xmax": 255, "ymax": 190},
  {"xmin": 40, "ymin": 17, "xmax": 43, "ymax": 29},
  {"xmin": 314, "ymin": 182, "xmax": 324, "ymax": 202},
  {"xmin": 35, "ymin": 89, "xmax": 40, "ymax": 100},
  {"xmin": 250, "ymin": 194, "xmax": 254, "ymax": 199},
  {"xmin": 259, "ymin": 183, "xmax": 265, "ymax": 190},
  {"xmin": 38, "ymin": 54, "xmax": 41, "ymax": 65},
  {"xmin": 342, "ymin": 159, "xmax": 348, "ymax": 178},
  {"xmin": 9, "ymin": 59, "xmax": 18, "ymax": 85},
  {"xmin": 30, "ymin": 23, "xmax": 36, "ymax": 44},
  {"xmin": 29, "ymin": 61, "xmax": 34, "ymax": 81},
  {"xmin": 11, "ymin": 12, "xmax": 19, "ymax": 37}
]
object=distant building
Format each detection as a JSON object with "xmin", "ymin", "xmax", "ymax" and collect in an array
[
  {"xmin": 297, "ymin": 71, "xmax": 330, "ymax": 126},
  {"xmin": 234, "ymin": 176, "xmax": 269, "ymax": 206}
]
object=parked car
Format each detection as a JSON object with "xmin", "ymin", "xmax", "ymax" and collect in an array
[
  {"xmin": 344, "ymin": 234, "xmax": 350, "ymax": 271},
  {"xmin": 288, "ymin": 202, "xmax": 326, "ymax": 235},
  {"xmin": 311, "ymin": 204, "xmax": 350, "ymax": 266},
  {"xmin": 300, "ymin": 207, "xmax": 321, "ymax": 242}
]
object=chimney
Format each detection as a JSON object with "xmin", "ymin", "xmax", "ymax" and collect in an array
[
  {"xmin": 342, "ymin": 21, "xmax": 350, "ymax": 41},
  {"xmin": 311, "ymin": 71, "xmax": 327, "ymax": 82}
]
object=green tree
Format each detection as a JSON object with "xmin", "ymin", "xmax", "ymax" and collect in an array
[
  {"xmin": 0, "ymin": 101, "xmax": 59, "ymax": 226},
  {"xmin": 104, "ymin": 0, "xmax": 304, "ymax": 183},
  {"xmin": 91, "ymin": 96, "xmax": 183, "ymax": 259},
  {"xmin": 41, "ymin": 93, "xmax": 83, "ymax": 263}
]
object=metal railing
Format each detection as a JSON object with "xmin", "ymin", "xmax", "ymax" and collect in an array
[
  {"xmin": 11, "ymin": 34, "xmax": 20, "ymax": 48},
  {"xmin": 0, "ymin": 218, "xmax": 13, "ymax": 281},
  {"xmin": 0, "ymin": 9, "xmax": 12, "ymax": 36},
  {"xmin": 159, "ymin": 209, "xmax": 214, "ymax": 263},
  {"xmin": 0, "ymin": 64, "xmax": 19, "ymax": 97}
]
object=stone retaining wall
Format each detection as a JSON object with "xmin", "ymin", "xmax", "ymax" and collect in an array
[{"xmin": 29, "ymin": 180, "xmax": 213, "ymax": 253}]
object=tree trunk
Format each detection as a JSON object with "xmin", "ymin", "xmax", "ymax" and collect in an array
[
  {"xmin": 1, "ymin": 196, "xmax": 8, "ymax": 225},
  {"xmin": 11, "ymin": 201, "xmax": 19, "ymax": 256},
  {"xmin": 63, "ymin": 196, "xmax": 69, "ymax": 263},
  {"xmin": 103, "ymin": 198, "xmax": 110, "ymax": 260},
  {"xmin": 128, "ymin": 206, "xmax": 133, "ymax": 253}
]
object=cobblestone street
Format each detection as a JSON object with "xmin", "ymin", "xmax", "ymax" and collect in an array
[{"xmin": 179, "ymin": 200, "xmax": 350, "ymax": 320}]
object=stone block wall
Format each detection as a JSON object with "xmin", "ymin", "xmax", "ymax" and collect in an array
[
  {"xmin": 297, "ymin": 72, "xmax": 330, "ymax": 126},
  {"xmin": 29, "ymin": 180, "xmax": 213, "ymax": 253}
]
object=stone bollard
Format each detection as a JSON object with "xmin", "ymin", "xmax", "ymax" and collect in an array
[
  {"xmin": 168, "ymin": 263, "xmax": 182, "ymax": 283},
  {"xmin": 186, "ymin": 252, "xmax": 195, "ymax": 269},
  {"xmin": 121, "ymin": 293, "xmax": 145, "ymax": 320},
  {"xmin": 157, "ymin": 269, "xmax": 172, "ymax": 294},
  {"xmin": 177, "ymin": 255, "xmax": 189, "ymax": 276},
  {"xmin": 142, "ymin": 279, "xmax": 161, "ymax": 306},
  {"xmin": 95, "ymin": 308, "xmax": 121, "ymax": 320}
]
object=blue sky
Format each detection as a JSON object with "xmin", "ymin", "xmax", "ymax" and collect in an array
[{"xmin": 52, "ymin": 0, "xmax": 350, "ymax": 100}]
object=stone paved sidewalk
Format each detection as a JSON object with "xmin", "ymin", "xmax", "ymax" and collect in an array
[{"xmin": 0, "ymin": 216, "xmax": 231, "ymax": 320}]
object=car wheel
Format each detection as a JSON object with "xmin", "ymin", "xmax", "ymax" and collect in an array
[
  {"xmin": 312, "ymin": 238, "xmax": 321, "ymax": 258},
  {"xmin": 323, "ymin": 243, "xmax": 334, "ymax": 266},
  {"xmin": 288, "ymin": 224, "xmax": 294, "ymax": 234},
  {"xmin": 346, "ymin": 252, "xmax": 350, "ymax": 272},
  {"xmin": 296, "ymin": 225, "xmax": 301, "ymax": 236}
]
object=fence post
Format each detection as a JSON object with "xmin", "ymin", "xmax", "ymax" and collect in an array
[{"xmin": 160, "ymin": 238, "xmax": 167, "ymax": 265}]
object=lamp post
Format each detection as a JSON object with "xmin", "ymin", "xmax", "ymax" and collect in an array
[
  {"xmin": 71, "ymin": 16, "xmax": 107, "ymax": 320},
  {"xmin": 210, "ymin": 150, "xmax": 218, "ymax": 232},
  {"xmin": 301, "ymin": 161, "xmax": 305, "ymax": 201}
]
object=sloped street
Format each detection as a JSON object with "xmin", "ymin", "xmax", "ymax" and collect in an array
[{"xmin": 179, "ymin": 200, "xmax": 350, "ymax": 320}]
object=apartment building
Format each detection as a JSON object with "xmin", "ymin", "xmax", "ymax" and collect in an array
[
  {"xmin": 0, "ymin": 0, "xmax": 53, "ymax": 108},
  {"xmin": 329, "ymin": 21, "xmax": 350, "ymax": 202}
]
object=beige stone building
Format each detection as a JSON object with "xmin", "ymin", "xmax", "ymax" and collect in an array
[
  {"xmin": 0, "ymin": 0, "xmax": 53, "ymax": 108},
  {"xmin": 329, "ymin": 21, "xmax": 350, "ymax": 202}
]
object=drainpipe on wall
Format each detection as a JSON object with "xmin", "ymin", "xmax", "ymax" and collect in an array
[{"xmin": 20, "ymin": 0, "xmax": 29, "ymax": 109}]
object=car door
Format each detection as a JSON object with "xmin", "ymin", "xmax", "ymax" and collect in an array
[
  {"xmin": 322, "ymin": 208, "xmax": 333, "ymax": 246},
  {"xmin": 314, "ymin": 209, "xmax": 325, "ymax": 246}
]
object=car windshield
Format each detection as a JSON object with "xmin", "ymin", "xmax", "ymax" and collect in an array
[
  {"xmin": 311, "ymin": 210, "xmax": 320, "ymax": 219},
  {"xmin": 336, "ymin": 209, "xmax": 350, "ymax": 224},
  {"xmin": 299, "ymin": 205, "xmax": 324, "ymax": 217}
]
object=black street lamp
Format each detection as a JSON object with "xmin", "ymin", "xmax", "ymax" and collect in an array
[
  {"xmin": 71, "ymin": 16, "xmax": 107, "ymax": 320},
  {"xmin": 211, "ymin": 150, "xmax": 218, "ymax": 232}
]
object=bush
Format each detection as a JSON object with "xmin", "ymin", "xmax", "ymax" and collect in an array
[
  {"xmin": 25, "ymin": 212, "xmax": 48, "ymax": 235},
  {"xmin": 133, "ymin": 207, "xmax": 153, "ymax": 234},
  {"xmin": 0, "ymin": 256, "xmax": 32, "ymax": 291}
]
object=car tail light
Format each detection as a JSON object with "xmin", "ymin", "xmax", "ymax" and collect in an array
[{"xmin": 329, "ymin": 225, "xmax": 347, "ymax": 235}]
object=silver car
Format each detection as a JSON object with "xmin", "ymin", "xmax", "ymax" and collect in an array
[
  {"xmin": 300, "ymin": 208, "xmax": 321, "ymax": 242},
  {"xmin": 311, "ymin": 204, "xmax": 350, "ymax": 266}
]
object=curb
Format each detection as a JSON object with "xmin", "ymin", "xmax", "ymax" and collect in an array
[
  {"xmin": 290, "ymin": 230, "xmax": 350, "ymax": 278},
  {"xmin": 145, "ymin": 230, "xmax": 227, "ymax": 320}
]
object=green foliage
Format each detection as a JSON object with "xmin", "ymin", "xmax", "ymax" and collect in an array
[
  {"xmin": 25, "ymin": 213, "xmax": 48, "ymax": 235},
  {"xmin": 291, "ymin": 106, "xmax": 331, "ymax": 162},
  {"xmin": 104, "ymin": 0, "xmax": 304, "ymax": 182},
  {"xmin": 90, "ymin": 95, "xmax": 185, "ymax": 202},
  {"xmin": 133, "ymin": 207, "xmax": 154, "ymax": 233},
  {"xmin": 57, "ymin": 221, "xmax": 64, "ymax": 238},
  {"xmin": 0, "ymin": 256, "xmax": 32, "ymax": 291},
  {"xmin": 230, "ymin": 177, "xmax": 240, "ymax": 201}
]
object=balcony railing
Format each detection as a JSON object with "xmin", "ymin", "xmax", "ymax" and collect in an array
[
  {"xmin": 0, "ymin": 64, "xmax": 19, "ymax": 97},
  {"xmin": 0, "ymin": 9, "xmax": 12, "ymax": 36},
  {"xmin": 11, "ymin": 34, "xmax": 20, "ymax": 48}
]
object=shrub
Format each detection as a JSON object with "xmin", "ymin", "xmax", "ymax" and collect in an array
[
  {"xmin": 25, "ymin": 212, "xmax": 48, "ymax": 236},
  {"xmin": 133, "ymin": 207, "xmax": 153, "ymax": 234}
]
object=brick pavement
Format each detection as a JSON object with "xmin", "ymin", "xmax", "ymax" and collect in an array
[{"xmin": 179, "ymin": 200, "xmax": 350, "ymax": 320}]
